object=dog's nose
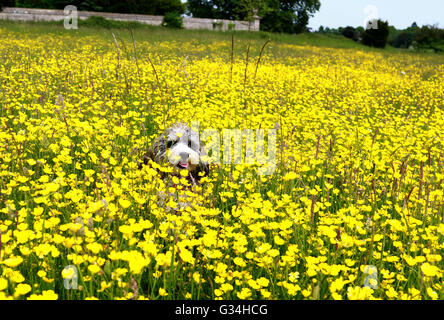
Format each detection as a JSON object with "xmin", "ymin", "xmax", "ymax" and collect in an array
[{"xmin": 179, "ymin": 152, "xmax": 189, "ymax": 162}]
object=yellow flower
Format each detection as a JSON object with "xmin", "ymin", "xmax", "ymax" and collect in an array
[
  {"xmin": 86, "ymin": 242, "xmax": 103, "ymax": 255},
  {"xmin": 257, "ymin": 277, "xmax": 270, "ymax": 287},
  {"xmin": 1, "ymin": 256, "xmax": 23, "ymax": 268},
  {"xmin": 236, "ymin": 288, "xmax": 252, "ymax": 299},
  {"xmin": 301, "ymin": 288, "xmax": 311, "ymax": 298},
  {"xmin": 261, "ymin": 289, "xmax": 271, "ymax": 298},
  {"xmin": 159, "ymin": 288, "xmax": 168, "ymax": 297},
  {"xmin": 192, "ymin": 272, "xmax": 201, "ymax": 283},
  {"xmin": 283, "ymin": 172, "xmax": 297, "ymax": 180},
  {"xmin": 0, "ymin": 292, "xmax": 13, "ymax": 300},
  {"xmin": 330, "ymin": 277, "xmax": 347, "ymax": 293},
  {"xmin": 179, "ymin": 248, "xmax": 194, "ymax": 265},
  {"xmin": 98, "ymin": 281, "xmax": 112, "ymax": 293},
  {"xmin": 88, "ymin": 264, "xmax": 101, "ymax": 274},
  {"xmin": 0, "ymin": 278, "xmax": 8, "ymax": 291},
  {"xmin": 347, "ymin": 286, "xmax": 374, "ymax": 300},
  {"xmin": 421, "ymin": 263, "xmax": 440, "ymax": 277},
  {"xmin": 14, "ymin": 283, "xmax": 31, "ymax": 297},
  {"xmin": 8, "ymin": 271, "xmax": 25, "ymax": 283},
  {"xmin": 27, "ymin": 290, "xmax": 58, "ymax": 300},
  {"xmin": 118, "ymin": 198, "xmax": 132, "ymax": 209},
  {"xmin": 221, "ymin": 283, "xmax": 233, "ymax": 292},
  {"xmin": 37, "ymin": 270, "xmax": 47, "ymax": 278},
  {"xmin": 274, "ymin": 235, "xmax": 285, "ymax": 245},
  {"xmin": 385, "ymin": 286, "xmax": 398, "ymax": 299},
  {"xmin": 214, "ymin": 289, "xmax": 223, "ymax": 296},
  {"xmin": 332, "ymin": 292, "xmax": 343, "ymax": 300},
  {"xmin": 247, "ymin": 279, "xmax": 261, "ymax": 290},
  {"xmin": 233, "ymin": 257, "xmax": 246, "ymax": 267},
  {"xmin": 306, "ymin": 268, "xmax": 317, "ymax": 277},
  {"xmin": 426, "ymin": 288, "xmax": 438, "ymax": 300},
  {"xmin": 61, "ymin": 267, "xmax": 76, "ymax": 279},
  {"xmin": 31, "ymin": 207, "xmax": 44, "ymax": 216}
]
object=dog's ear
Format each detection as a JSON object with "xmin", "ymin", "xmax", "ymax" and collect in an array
[{"xmin": 138, "ymin": 146, "xmax": 155, "ymax": 170}]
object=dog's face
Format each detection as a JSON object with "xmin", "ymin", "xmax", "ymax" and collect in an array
[
  {"xmin": 142, "ymin": 123, "xmax": 209, "ymax": 183},
  {"xmin": 164, "ymin": 125, "xmax": 201, "ymax": 170}
]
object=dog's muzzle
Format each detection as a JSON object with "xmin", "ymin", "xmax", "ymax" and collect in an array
[{"xmin": 168, "ymin": 142, "xmax": 200, "ymax": 169}]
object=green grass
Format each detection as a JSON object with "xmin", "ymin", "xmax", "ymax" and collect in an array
[
  {"xmin": 0, "ymin": 18, "xmax": 384, "ymax": 49},
  {"xmin": 2, "ymin": 18, "xmax": 443, "ymax": 65}
]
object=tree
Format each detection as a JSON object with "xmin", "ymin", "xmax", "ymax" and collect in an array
[
  {"xmin": 361, "ymin": 19, "xmax": 389, "ymax": 48},
  {"xmin": 162, "ymin": 10, "xmax": 183, "ymax": 28},
  {"xmin": 0, "ymin": 0, "xmax": 15, "ymax": 10},
  {"xmin": 414, "ymin": 24, "xmax": 444, "ymax": 52},
  {"xmin": 14, "ymin": 0, "xmax": 185, "ymax": 15},
  {"xmin": 260, "ymin": 0, "xmax": 320, "ymax": 34},
  {"xmin": 186, "ymin": 0, "xmax": 238, "ymax": 19},
  {"xmin": 186, "ymin": 0, "xmax": 320, "ymax": 34},
  {"xmin": 341, "ymin": 26, "xmax": 359, "ymax": 41},
  {"xmin": 390, "ymin": 31, "xmax": 414, "ymax": 48},
  {"xmin": 234, "ymin": 0, "xmax": 265, "ymax": 22}
]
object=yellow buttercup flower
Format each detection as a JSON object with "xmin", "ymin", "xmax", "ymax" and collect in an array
[
  {"xmin": 0, "ymin": 278, "xmax": 8, "ymax": 291},
  {"xmin": 1, "ymin": 256, "xmax": 24, "ymax": 268},
  {"xmin": 14, "ymin": 284, "xmax": 31, "ymax": 297},
  {"xmin": 27, "ymin": 290, "xmax": 58, "ymax": 300},
  {"xmin": 421, "ymin": 263, "xmax": 440, "ymax": 277},
  {"xmin": 159, "ymin": 288, "xmax": 168, "ymax": 297}
]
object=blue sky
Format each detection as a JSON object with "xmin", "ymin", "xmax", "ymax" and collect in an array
[{"xmin": 308, "ymin": 0, "xmax": 444, "ymax": 30}]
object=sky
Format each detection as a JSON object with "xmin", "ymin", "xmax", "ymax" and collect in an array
[{"xmin": 308, "ymin": 0, "xmax": 444, "ymax": 30}]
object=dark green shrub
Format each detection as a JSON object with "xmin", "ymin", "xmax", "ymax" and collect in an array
[
  {"xmin": 389, "ymin": 31, "xmax": 414, "ymax": 49},
  {"xmin": 81, "ymin": 16, "xmax": 115, "ymax": 29},
  {"xmin": 212, "ymin": 20, "xmax": 223, "ymax": 31},
  {"xmin": 362, "ymin": 19, "xmax": 389, "ymax": 48},
  {"xmin": 341, "ymin": 26, "xmax": 359, "ymax": 41},
  {"xmin": 80, "ymin": 16, "xmax": 144, "ymax": 29},
  {"xmin": 1, "ymin": 0, "xmax": 15, "ymax": 10},
  {"xmin": 414, "ymin": 25, "xmax": 444, "ymax": 52},
  {"xmin": 162, "ymin": 11, "xmax": 183, "ymax": 29}
]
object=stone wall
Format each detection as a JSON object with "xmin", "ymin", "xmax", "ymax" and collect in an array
[{"xmin": 0, "ymin": 7, "xmax": 260, "ymax": 31}]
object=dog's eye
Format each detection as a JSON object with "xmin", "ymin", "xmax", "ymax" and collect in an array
[
  {"xmin": 188, "ymin": 140, "xmax": 192, "ymax": 148},
  {"xmin": 166, "ymin": 140, "xmax": 175, "ymax": 148}
]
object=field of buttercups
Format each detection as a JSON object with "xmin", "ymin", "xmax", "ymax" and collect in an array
[{"xmin": 0, "ymin": 24, "xmax": 443, "ymax": 300}]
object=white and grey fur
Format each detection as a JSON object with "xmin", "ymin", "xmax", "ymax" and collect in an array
[{"xmin": 140, "ymin": 123, "xmax": 209, "ymax": 184}]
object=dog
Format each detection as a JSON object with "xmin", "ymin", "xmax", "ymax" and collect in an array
[{"xmin": 139, "ymin": 122, "xmax": 209, "ymax": 186}]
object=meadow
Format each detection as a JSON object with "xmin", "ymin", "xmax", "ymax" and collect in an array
[{"xmin": 0, "ymin": 21, "xmax": 443, "ymax": 300}]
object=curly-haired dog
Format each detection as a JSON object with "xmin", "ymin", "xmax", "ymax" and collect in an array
[{"xmin": 140, "ymin": 122, "xmax": 209, "ymax": 186}]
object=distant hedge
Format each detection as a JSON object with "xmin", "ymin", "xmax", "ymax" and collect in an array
[
  {"xmin": 362, "ymin": 19, "xmax": 389, "ymax": 48},
  {"xmin": 414, "ymin": 25, "xmax": 444, "ymax": 52}
]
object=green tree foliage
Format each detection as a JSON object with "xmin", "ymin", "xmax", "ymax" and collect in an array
[
  {"xmin": 186, "ymin": 0, "xmax": 320, "ymax": 34},
  {"xmin": 12, "ymin": 0, "xmax": 185, "ymax": 15},
  {"xmin": 341, "ymin": 26, "xmax": 359, "ymax": 41},
  {"xmin": 389, "ymin": 31, "xmax": 414, "ymax": 49},
  {"xmin": 186, "ymin": 0, "xmax": 256, "ymax": 20},
  {"xmin": 0, "ymin": 0, "xmax": 15, "ymax": 10},
  {"xmin": 162, "ymin": 10, "xmax": 183, "ymax": 28},
  {"xmin": 414, "ymin": 24, "xmax": 444, "ymax": 52},
  {"xmin": 260, "ymin": 0, "xmax": 320, "ymax": 34},
  {"xmin": 361, "ymin": 19, "xmax": 389, "ymax": 48}
]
